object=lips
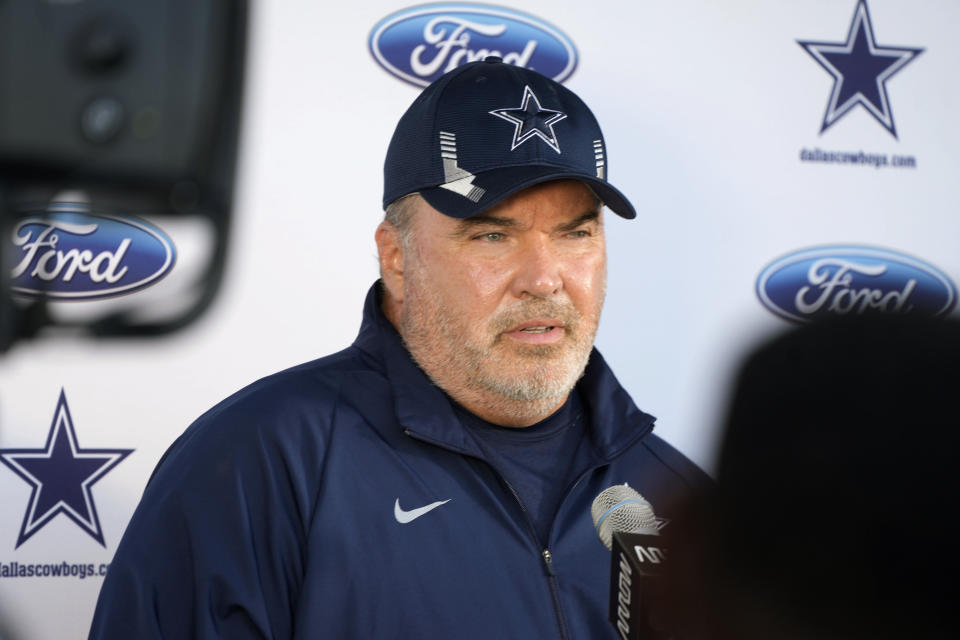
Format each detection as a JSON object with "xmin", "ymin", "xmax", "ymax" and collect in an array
[
  {"xmin": 502, "ymin": 318, "xmax": 566, "ymax": 345},
  {"xmin": 509, "ymin": 319, "xmax": 564, "ymax": 333}
]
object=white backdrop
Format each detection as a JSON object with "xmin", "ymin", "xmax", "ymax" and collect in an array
[{"xmin": 1, "ymin": 1, "xmax": 957, "ymax": 637}]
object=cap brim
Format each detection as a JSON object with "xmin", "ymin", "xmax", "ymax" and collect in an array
[{"xmin": 418, "ymin": 166, "xmax": 637, "ymax": 220}]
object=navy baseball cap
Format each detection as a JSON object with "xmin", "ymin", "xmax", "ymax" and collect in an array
[{"xmin": 383, "ymin": 57, "xmax": 636, "ymax": 219}]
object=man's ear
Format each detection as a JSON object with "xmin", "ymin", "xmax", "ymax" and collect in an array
[{"xmin": 375, "ymin": 220, "xmax": 405, "ymax": 305}]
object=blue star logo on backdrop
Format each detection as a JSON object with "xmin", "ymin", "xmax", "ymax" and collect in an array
[
  {"xmin": 0, "ymin": 390, "xmax": 133, "ymax": 548},
  {"xmin": 798, "ymin": 0, "xmax": 923, "ymax": 138},
  {"xmin": 490, "ymin": 85, "xmax": 567, "ymax": 153}
]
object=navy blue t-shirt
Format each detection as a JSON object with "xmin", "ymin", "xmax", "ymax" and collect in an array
[{"xmin": 454, "ymin": 391, "xmax": 593, "ymax": 545}]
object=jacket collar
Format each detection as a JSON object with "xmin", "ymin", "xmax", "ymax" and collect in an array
[{"xmin": 353, "ymin": 282, "xmax": 655, "ymax": 461}]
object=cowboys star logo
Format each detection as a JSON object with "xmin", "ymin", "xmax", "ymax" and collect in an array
[
  {"xmin": 0, "ymin": 390, "xmax": 133, "ymax": 548},
  {"xmin": 798, "ymin": 0, "xmax": 923, "ymax": 138}
]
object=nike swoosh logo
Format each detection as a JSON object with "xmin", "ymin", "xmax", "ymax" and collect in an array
[{"xmin": 394, "ymin": 498, "xmax": 451, "ymax": 524}]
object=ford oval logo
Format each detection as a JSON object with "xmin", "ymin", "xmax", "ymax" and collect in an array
[
  {"xmin": 757, "ymin": 246, "xmax": 956, "ymax": 322},
  {"xmin": 10, "ymin": 203, "xmax": 176, "ymax": 300},
  {"xmin": 369, "ymin": 3, "xmax": 578, "ymax": 87}
]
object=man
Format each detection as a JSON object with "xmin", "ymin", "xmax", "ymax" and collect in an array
[{"xmin": 90, "ymin": 58, "xmax": 709, "ymax": 638}]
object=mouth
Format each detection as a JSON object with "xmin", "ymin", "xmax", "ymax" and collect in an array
[
  {"xmin": 509, "ymin": 318, "xmax": 564, "ymax": 332},
  {"xmin": 503, "ymin": 319, "xmax": 566, "ymax": 345},
  {"xmin": 518, "ymin": 325, "xmax": 556, "ymax": 334}
]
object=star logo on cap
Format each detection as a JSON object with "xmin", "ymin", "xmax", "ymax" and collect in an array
[
  {"xmin": 490, "ymin": 86, "xmax": 567, "ymax": 154},
  {"xmin": 797, "ymin": 0, "xmax": 923, "ymax": 138}
]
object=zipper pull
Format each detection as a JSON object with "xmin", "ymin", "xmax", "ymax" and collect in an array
[{"xmin": 542, "ymin": 549, "xmax": 555, "ymax": 576}]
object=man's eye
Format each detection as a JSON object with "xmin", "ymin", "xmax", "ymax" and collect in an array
[
  {"xmin": 567, "ymin": 229, "xmax": 591, "ymax": 239},
  {"xmin": 477, "ymin": 232, "xmax": 504, "ymax": 242}
]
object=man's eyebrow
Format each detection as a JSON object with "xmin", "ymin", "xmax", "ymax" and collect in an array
[
  {"xmin": 555, "ymin": 210, "xmax": 601, "ymax": 233},
  {"xmin": 450, "ymin": 214, "xmax": 522, "ymax": 237},
  {"xmin": 450, "ymin": 209, "xmax": 601, "ymax": 237}
]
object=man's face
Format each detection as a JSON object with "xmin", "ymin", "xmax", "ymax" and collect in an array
[{"xmin": 396, "ymin": 180, "xmax": 607, "ymax": 417}]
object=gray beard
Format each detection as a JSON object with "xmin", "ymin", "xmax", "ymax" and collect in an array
[{"xmin": 398, "ymin": 269, "xmax": 599, "ymax": 422}]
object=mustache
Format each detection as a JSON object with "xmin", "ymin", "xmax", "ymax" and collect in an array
[{"xmin": 490, "ymin": 299, "xmax": 581, "ymax": 335}]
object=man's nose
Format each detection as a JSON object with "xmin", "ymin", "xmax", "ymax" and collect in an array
[{"xmin": 511, "ymin": 237, "xmax": 562, "ymax": 298}]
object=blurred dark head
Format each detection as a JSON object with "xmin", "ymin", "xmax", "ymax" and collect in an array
[{"xmin": 666, "ymin": 314, "xmax": 960, "ymax": 640}]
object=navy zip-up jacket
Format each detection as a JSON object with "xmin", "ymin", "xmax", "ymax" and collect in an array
[{"xmin": 90, "ymin": 283, "xmax": 710, "ymax": 639}]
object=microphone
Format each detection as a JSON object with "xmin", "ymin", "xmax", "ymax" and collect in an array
[
  {"xmin": 592, "ymin": 484, "xmax": 660, "ymax": 549},
  {"xmin": 591, "ymin": 484, "xmax": 671, "ymax": 640}
]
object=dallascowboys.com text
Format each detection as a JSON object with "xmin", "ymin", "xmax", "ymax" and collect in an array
[
  {"xmin": 1, "ymin": 560, "xmax": 109, "ymax": 579},
  {"xmin": 800, "ymin": 147, "xmax": 917, "ymax": 169}
]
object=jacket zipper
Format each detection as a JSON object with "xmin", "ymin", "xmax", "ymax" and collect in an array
[
  {"xmin": 404, "ymin": 429, "xmax": 571, "ymax": 640},
  {"xmin": 499, "ymin": 475, "xmax": 570, "ymax": 640},
  {"xmin": 537, "ymin": 427, "xmax": 660, "ymax": 633}
]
